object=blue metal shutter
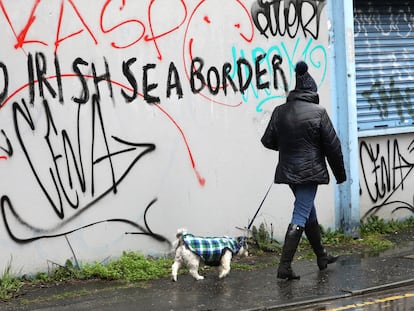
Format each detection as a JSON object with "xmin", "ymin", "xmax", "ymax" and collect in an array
[{"xmin": 353, "ymin": 1, "xmax": 414, "ymax": 131}]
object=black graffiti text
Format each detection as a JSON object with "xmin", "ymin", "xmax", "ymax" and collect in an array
[
  {"xmin": 251, "ymin": 0, "xmax": 326, "ymax": 39},
  {"xmin": 0, "ymin": 129, "xmax": 12, "ymax": 157},
  {"xmin": 23, "ymin": 52, "xmax": 185, "ymax": 106},
  {"xmin": 12, "ymin": 91, "xmax": 155, "ymax": 220},
  {"xmin": 360, "ymin": 139, "xmax": 414, "ymax": 217},
  {"xmin": 190, "ymin": 54, "xmax": 288, "ymax": 95},
  {"xmin": 0, "ymin": 61, "xmax": 8, "ymax": 105}
]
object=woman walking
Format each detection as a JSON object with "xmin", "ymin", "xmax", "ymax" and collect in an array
[{"xmin": 261, "ymin": 61, "xmax": 347, "ymax": 280}]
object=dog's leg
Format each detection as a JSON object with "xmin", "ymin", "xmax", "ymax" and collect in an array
[
  {"xmin": 188, "ymin": 260, "xmax": 204, "ymax": 280},
  {"xmin": 172, "ymin": 243, "xmax": 186, "ymax": 282},
  {"xmin": 219, "ymin": 250, "xmax": 232, "ymax": 279},
  {"xmin": 171, "ymin": 260, "xmax": 181, "ymax": 282}
]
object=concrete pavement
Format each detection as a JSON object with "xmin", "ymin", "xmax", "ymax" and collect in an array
[{"xmin": 1, "ymin": 235, "xmax": 414, "ymax": 311}]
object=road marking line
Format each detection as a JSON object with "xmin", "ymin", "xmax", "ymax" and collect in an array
[{"xmin": 329, "ymin": 292, "xmax": 414, "ymax": 311}]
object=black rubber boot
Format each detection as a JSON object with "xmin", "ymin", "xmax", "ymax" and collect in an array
[
  {"xmin": 277, "ymin": 224, "xmax": 304, "ymax": 280},
  {"xmin": 304, "ymin": 221, "xmax": 339, "ymax": 270}
]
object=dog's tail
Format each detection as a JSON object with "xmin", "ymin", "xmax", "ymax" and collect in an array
[
  {"xmin": 175, "ymin": 228, "xmax": 188, "ymax": 238},
  {"xmin": 172, "ymin": 228, "xmax": 188, "ymax": 250}
]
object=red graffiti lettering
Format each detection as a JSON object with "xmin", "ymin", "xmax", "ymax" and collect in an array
[
  {"xmin": 100, "ymin": 0, "xmax": 145, "ymax": 49},
  {"xmin": 11, "ymin": 0, "xmax": 47, "ymax": 49},
  {"xmin": 144, "ymin": 0, "xmax": 188, "ymax": 60},
  {"xmin": 0, "ymin": 0, "xmax": 253, "ymax": 62},
  {"xmin": 54, "ymin": 0, "xmax": 98, "ymax": 53}
]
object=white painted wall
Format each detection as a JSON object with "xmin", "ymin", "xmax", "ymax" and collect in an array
[{"xmin": 0, "ymin": 0, "xmax": 334, "ymax": 275}]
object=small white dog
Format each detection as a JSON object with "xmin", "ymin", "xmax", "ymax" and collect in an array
[{"xmin": 171, "ymin": 228, "xmax": 248, "ymax": 281}]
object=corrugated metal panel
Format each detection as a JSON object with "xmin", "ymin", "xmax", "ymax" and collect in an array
[{"xmin": 353, "ymin": 1, "xmax": 414, "ymax": 131}]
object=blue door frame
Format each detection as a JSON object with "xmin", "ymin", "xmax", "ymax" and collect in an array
[{"xmin": 328, "ymin": 0, "xmax": 360, "ymax": 236}]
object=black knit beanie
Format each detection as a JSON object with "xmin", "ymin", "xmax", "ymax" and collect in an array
[{"xmin": 295, "ymin": 61, "xmax": 317, "ymax": 92}]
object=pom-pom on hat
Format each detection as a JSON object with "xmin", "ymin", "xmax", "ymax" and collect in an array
[{"xmin": 295, "ymin": 61, "xmax": 317, "ymax": 92}]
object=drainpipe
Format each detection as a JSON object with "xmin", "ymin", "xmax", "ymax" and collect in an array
[{"xmin": 328, "ymin": 0, "xmax": 360, "ymax": 236}]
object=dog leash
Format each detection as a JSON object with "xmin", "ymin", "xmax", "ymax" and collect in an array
[{"xmin": 247, "ymin": 182, "xmax": 273, "ymax": 231}]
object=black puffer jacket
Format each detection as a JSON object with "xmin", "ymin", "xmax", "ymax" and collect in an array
[{"xmin": 261, "ymin": 90, "xmax": 346, "ymax": 185}]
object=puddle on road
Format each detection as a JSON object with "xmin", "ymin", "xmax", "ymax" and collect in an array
[
  {"xmin": 378, "ymin": 240, "xmax": 414, "ymax": 258},
  {"xmin": 336, "ymin": 239, "xmax": 414, "ymax": 268}
]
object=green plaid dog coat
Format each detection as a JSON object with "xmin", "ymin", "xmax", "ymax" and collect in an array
[{"xmin": 182, "ymin": 233, "xmax": 242, "ymax": 265}]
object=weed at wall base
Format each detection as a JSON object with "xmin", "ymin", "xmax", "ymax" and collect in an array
[{"xmin": 0, "ymin": 257, "xmax": 22, "ymax": 301}]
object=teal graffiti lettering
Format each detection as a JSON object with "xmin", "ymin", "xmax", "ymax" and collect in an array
[{"xmin": 231, "ymin": 38, "xmax": 327, "ymax": 112}]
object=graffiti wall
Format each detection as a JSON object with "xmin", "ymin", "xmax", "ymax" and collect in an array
[
  {"xmin": 0, "ymin": 0, "xmax": 332, "ymax": 274},
  {"xmin": 359, "ymin": 133, "xmax": 414, "ymax": 221}
]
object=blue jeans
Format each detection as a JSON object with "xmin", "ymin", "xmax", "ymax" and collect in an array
[{"xmin": 289, "ymin": 184, "xmax": 318, "ymax": 227}]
